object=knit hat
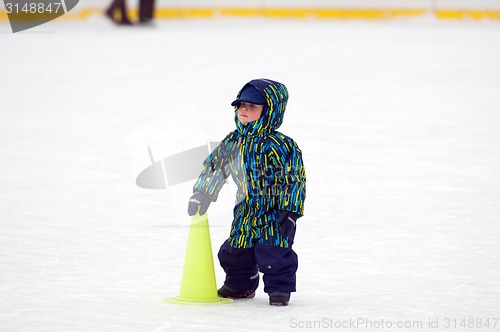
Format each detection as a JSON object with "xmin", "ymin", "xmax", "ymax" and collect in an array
[{"xmin": 231, "ymin": 85, "xmax": 266, "ymax": 106}]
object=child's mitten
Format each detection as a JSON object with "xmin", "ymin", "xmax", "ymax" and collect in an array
[
  {"xmin": 188, "ymin": 191, "xmax": 211, "ymax": 216},
  {"xmin": 278, "ymin": 211, "xmax": 300, "ymax": 237}
]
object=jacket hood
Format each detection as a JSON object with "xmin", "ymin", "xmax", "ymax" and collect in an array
[{"xmin": 234, "ymin": 79, "xmax": 289, "ymax": 137}]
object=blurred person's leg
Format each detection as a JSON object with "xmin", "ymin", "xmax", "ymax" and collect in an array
[
  {"xmin": 139, "ymin": 0, "xmax": 155, "ymax": 24},
  {"xmin": 105, "ymin": 0, "xmax": 133, "ymax": 25}
]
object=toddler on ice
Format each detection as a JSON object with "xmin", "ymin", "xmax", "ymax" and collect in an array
[{"xmin": 188, "ymin": 79, "xmax": 306, "ymax": 306}]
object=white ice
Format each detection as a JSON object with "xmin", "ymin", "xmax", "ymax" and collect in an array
[{"xmin": 1, "ymin": 16, "xmax": 500, "ymax": 332}]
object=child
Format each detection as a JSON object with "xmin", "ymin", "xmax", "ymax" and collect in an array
[{"xmin": 187, "ymin": 79, "xmax": 306, "ymax": 306}]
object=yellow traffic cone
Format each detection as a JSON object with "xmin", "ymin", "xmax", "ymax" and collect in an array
[{"xmin": 165, "ymin": 212, "xmax": 233, "ymax": 305}]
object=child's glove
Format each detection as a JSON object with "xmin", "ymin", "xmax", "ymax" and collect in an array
[
  {"xmin": 188, "ymin": 192, "xmax": 212, "ymax": 216},
  {"xmin": 277, "ymin": 211, "xmax": 300, "ymax": 237}
]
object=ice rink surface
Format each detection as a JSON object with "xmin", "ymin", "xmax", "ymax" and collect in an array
[{"xmin": 1, "ymin": 15, "xmax": 500, "ymax": 332}]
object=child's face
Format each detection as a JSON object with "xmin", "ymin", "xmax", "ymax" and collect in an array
[{"xmin": 237, "ymin": 102, "xmax": 264, "ymax": 125}]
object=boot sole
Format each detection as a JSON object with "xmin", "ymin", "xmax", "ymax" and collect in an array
[
  {"xmin": 270, "ymin": 301, "xmax": 289, "ymax": 306},
  {"xmin": 219, "ymin": 291, "xmax": 256, "ymax": 299}
]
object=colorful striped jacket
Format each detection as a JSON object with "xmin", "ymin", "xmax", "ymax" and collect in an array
[{"xmin": 194, "ymin": 79, "xmax": 306, "ymax": 224}]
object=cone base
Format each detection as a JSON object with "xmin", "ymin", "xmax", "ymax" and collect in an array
[{"xmin": 164, "ymin": 296, "xmax": 234, "ymax": 305}]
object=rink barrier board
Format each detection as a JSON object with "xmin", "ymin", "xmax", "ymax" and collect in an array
[{"xmin": 1, "ymin": 8, "xmax": 500, "ymax": 21}]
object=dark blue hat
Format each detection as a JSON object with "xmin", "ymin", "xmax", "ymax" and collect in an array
[{"xmin": 231, "ymin": 85, "xmax": 266, "ymax": 106}]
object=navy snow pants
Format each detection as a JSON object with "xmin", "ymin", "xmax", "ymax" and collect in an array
[{"xmin": 218, "ymin": 229, "xmax": 298, "ymax": 294}]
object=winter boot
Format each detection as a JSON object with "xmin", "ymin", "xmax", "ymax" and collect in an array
[
  {"xmin": 217, "ymin": 285, "xmax": 255, "ymax": 299},
  {"xmin": 269, "ymin": 292, "xmax": 290, "ymax": 306}
]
